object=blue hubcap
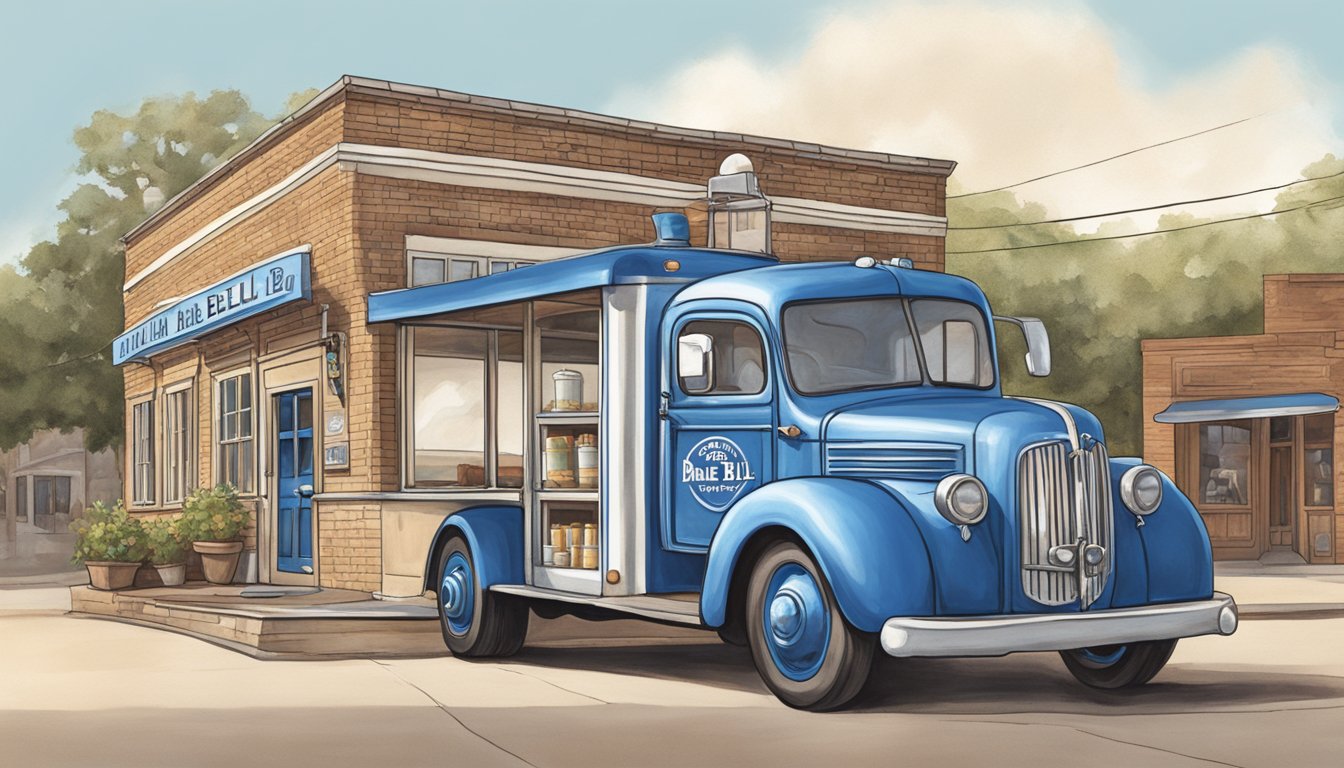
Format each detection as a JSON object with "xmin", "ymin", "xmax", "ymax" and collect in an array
[
  {"xmin": 440, "ymin": 552, "xmax": 474, "ymax": 636},
  {"xmin": 762, "ymin": 563, "xmax": 830, "ymax": 681},
  {"xmin": 1078, "ymin": 645, "xmax": 1127, "ymax": 666}
]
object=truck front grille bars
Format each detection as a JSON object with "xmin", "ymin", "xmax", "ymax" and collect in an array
[{"xmin": 1018, "ymin": 439, "xmax": 1113, "ymax": 608}]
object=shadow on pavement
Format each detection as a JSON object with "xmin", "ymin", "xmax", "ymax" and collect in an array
[{"xmin": 511, "ymin": 625, "xmax": 1344, "ymax": 713}]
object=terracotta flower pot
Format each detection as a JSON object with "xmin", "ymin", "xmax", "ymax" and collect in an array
[
  {"xmin": 85, "ymin": 561, "xmax": 142, "ymax": 591},
  {"xmin": 154, "ymin": 563, "xmax": 187, "ymax": 587},
  {"xmin": 193, "ymin": 540, "xmax": 244, "ymax": 584}
]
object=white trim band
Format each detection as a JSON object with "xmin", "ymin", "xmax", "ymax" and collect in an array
[{"xmin": 125, "ymin": 142, "xmax": 949, "ymax": 292}]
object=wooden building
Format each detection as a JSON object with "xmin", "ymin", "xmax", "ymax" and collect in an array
[{"xmin": 1142, "ymin": 274, "xmax": 1344, "ymax": 564}]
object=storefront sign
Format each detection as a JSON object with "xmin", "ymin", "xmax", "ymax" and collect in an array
[{"xmin": 113, "ymin": 247, "xmax": 311, "ymax": 365}]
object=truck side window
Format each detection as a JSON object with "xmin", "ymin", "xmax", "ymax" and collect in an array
[{"xmin": 678, "ymin": 320, "xmax": 767, "ymax": 396}]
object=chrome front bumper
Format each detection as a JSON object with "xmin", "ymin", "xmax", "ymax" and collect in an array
[{"xmin": 880, "ymin": 593, "xmax": 1237, "ymax": 658}]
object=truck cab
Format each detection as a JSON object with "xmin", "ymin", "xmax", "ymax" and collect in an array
[{"xmin": 368, "ymin": 213, "xmax": 1237, "ymax": 711}]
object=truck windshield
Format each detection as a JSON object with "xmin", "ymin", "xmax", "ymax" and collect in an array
[
  {"xmin": 782, "ymin": 297, "xmax": 994, "ymax": 394},
  {"xmin": 782, "ymin": 298, "xmax": 921, "ymax": 394}
]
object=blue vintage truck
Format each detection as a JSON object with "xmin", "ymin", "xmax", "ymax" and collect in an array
[{"xmin": 368, "ymin": 213, "xmax": 1237, "ymax": 711}]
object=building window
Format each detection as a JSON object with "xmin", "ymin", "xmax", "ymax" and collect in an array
[
  {"xmin": 217, "ymin": 373, "xmax": 254, "ymax": 493},
  {"xmin": 1198, "ymin": 422, "xmax": 1251, "ymax": 505},
  {"xmin": 14, "ymin": 476, "xmax": 27, "ymax": 522},
  {"xmin": 408, "ymin": 251, "xmax": 533, "ymax": 287},
  {"xmin": 1304, "ymin": 413, "xmax": 1334, "ymax": 508},
  {"xmin": 163, "ymin": 388, "xmax": 193, "ymax": 504},
  {"xmin": 406, "ymin": 320, "xmax": 526, "ymax": 489},
  {"xmin": 31, "ymin": 475, "xmax": 72, "ymax": 527},
  {"xmin": 132, "ymin": 400, "xmax": 155, "ymax": 506}
]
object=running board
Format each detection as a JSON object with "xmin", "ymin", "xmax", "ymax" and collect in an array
[{"xmin": 489, "ymin": 585, "xmax": 704, "ymax": 626}]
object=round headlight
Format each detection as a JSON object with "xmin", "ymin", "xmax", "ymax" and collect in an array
[
  {"xmin": 935, "ymin": 474, "xmax": 988, "ymax": 526},
  {"xmin": 1120, "ymin": 465, "xmax": 1163, "ymax": 515}
]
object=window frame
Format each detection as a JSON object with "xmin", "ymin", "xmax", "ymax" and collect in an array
[
  {"xmin": 1302, "ymin": 412, "xmax": 1334, "ymax": 510},
  {"xmin": 14, "ymin": 475, "xmax": 27, "ymax": 522},
  {"xmin": 214, "ymin": 368, "xmax": 257, "ymax": 495},
  {"xmin": 675, "ymin": 317, "xmax": 770, "ymax": 398},
  {"xmin": 780, "ymin": 296, "xmax": 926, "ymax": 397},
  {"xmin": 162, "ymin": 382, "xmax": 195, "ymax": 505},
  {"xmin": 909, "ymin": 298, "xmax": 997, "ymax": 391},
  {"xmin": 130, "ymin": 397, "xmax": 156, "ymax": 507},
  {"xmin": 1193, "ymin": 420, "xmax": 1255, "ymax": 509},
  {"xmin": 407, "ymin": 250, "xmax": 534, "ymax": 287},
  {"xmin": 402, "ymin": 322, "xmax": 526, "ymax": 490}
]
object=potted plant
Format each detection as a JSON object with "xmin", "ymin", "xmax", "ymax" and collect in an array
[
  {"xmin": 71, "ymin": 501, "xmax": 147, "ymax": 590},
  {"xmin": 145, "ymin": 517, "xmax": 188, "ymax": 586},
  {"xmin": 179, "ymin": 484, "xmax": 250, "ymax": 585}
]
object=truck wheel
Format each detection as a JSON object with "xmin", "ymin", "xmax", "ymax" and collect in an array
[
  {"xmin": 745, "ymin": 540, "xmax": 875, "ymax": 711},
  {"xmin": 1060, "ymin": 640, "xmax": 1177, "ymax": 689},
  {"xmin": 437, "ymin": 536, "xmax": 528, "ymax": 657}
]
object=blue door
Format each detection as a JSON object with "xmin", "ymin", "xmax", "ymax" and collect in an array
[
  {"xmin": 275, "ymin": 388, "xmax": 314, "ymax": 574},
  {"xmin": 661, "ymin": 311, "xmax": 776, "ymax": 552}
]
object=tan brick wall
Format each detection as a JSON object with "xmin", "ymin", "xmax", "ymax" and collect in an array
[
  {"xmin": 124, "ymin": 95, "xmax": 347, "ymax": 284},
  {"xmin": 316, "ymin": 502, "xmax": 381, "ymax": 591}
]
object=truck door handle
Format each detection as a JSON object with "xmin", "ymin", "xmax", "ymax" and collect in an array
[
  {"xmin": 777, "ymin": 425, "xmax": 803, "ymax": 439},
  {"xmin": 294, "ymin": 484, "xmax": 314, "ymax": 498}
]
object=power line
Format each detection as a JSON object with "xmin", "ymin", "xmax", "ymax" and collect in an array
[
  {"xmin": 948, "ymin": 168, "xmax": 1344, "ymax": 231},
  {"xmin": 946, "ymin": 191, "xmax": 1344, "ymax": 256},
  {"xmin": 948, "ymin": 114, "xmax": 1266, "ymax": 200}
]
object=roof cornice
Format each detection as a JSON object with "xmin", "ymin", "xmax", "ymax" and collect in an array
[{"xmin": 122, "ymin": 75, "xmax": 957, "ymax": 246}]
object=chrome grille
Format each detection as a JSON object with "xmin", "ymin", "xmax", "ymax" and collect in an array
[
  {"xmin": 825, "ymin": 442, "xmax": 963, "ymax": 480},
  {"xmin": 1018, "ymin": 439, "xmax": 1113, "ymax": 608}
]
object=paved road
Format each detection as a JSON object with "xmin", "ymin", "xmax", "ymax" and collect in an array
[{"xmin": 2, "ymin": 587, "xmax": 1341, "ymax": 767}]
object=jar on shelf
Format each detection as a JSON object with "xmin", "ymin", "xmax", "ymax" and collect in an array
[
  {"xmin": 545, "ymin": 435, "xmax": 576, "ymax": 487},
  {"xmin": 552, "ymin": 369, "xmax": 583, "ymax": 411}
]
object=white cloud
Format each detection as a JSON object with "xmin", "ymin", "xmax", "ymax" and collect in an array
[{"xmin": 608, "ymin": 2, "xmax": 1338, "ymax": 231}]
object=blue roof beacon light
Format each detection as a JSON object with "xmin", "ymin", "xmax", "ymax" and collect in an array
[{"xmin": 651, "ymin": 212, "xmax": 691, "ymax": 247}]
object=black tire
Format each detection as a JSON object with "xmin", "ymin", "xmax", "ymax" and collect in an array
[
  {"xmin": 436, "ymin": 536, "xmax": 528, "ymax": 657},
  {"xmin": 1060, "ymin": 639, "xmax": 1177, "ymax": 689},
  {"xmin": 717, "ymin": 623, "xmax": 749, "ymax": 647},
  {"xmin": 744, "ymin": 540, "xmax": 876, "ymax": 711}
]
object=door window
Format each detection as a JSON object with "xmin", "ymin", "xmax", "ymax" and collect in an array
[{"xmin": 677, "ymin": 320, "xmax": 767, "ymax": 396}]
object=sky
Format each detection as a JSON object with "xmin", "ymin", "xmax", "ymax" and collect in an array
[{"xmin": 2, "ymin": 0, "xmax": 1343, "ymax": 266}]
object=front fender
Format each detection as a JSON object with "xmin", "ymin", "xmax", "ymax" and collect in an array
[
  {"xmin": 421, "ymin": 505, "xmax": 525, "ymax": 593},
  {"xmin": 1110, "ymin": 458, "xmax": 1214, "ymax": 604},
  {"xmin": 700, "ymin": 477, "xmax": 934, "ymax": 633}
]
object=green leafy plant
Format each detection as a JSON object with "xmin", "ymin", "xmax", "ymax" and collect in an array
[
  {"xmin": 145, "ymin": 517, "xmax": 188, "ymax": 566},
  {"xmin": 71, "ymin": 501, "xmax": 148, "ymax": 564},
  {"xmin": 178, "ymin": 484, "xmax": 250, "ymax": 543}
]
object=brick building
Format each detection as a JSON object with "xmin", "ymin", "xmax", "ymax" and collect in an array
[
  {"xmin": 1143, "ymin": 274, "xmax": 1344, "ymax": 565},
  {"xmin": 117, "ymin": 75, "xmax": 955, "ymax": 593}
]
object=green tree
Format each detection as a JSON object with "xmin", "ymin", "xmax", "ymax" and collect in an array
[
  {"xmin": 0, "ymin": 89, "xmax": 315, "ymax": 454},
  {"xmin": 948, "ymin": 154, "xmax": 1344, "ymax": 456}
]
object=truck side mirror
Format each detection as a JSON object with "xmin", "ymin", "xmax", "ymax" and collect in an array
[
  {"xmin": 994, "ymin": 316, "xmax": 1051, "ymax": 377},
  {"xmin": 678, "ymin": 333, "xmax": 715, "ymax": 393}
]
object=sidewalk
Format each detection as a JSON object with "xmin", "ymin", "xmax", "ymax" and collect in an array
[{"xmin": 1215, "ymin": 561, "xmax": 1344, "ymax": 618}]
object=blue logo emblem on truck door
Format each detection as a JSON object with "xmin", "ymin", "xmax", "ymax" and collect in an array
[{"xmin": 682, "ymin": 436, "xmax": 757, "ymax": 512}]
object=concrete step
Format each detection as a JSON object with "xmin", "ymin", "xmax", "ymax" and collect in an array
[{"xmin": 70, "ymin": 584, "xmax": 447, "ymax": 659}]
